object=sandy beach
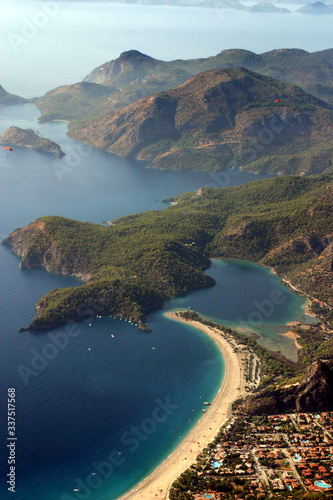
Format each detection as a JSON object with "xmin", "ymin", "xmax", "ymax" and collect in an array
[
  {"xmin": 282, "ymin": 330, "xmax": 303, "ymax": 351},
  {"xmin": 117, "ymin": 311, "xmax": 246, "ymax": 500}
]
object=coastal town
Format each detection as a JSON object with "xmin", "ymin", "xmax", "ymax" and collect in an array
[
  {"xmin": 170, "ymin": 411, "xmax": 333, "ymax": 499},
  {"xmin": 169, "ymin": 310, "xmax": 333, "ymax": 500}
]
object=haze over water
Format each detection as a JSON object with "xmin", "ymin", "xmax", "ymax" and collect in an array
[
  {"xmin": 0, "ymin": 3, "xmax": 328, "ymax": 499},
  {"xmin": 0, "ymin": 1, "xmax": 332, "ymax": 96}
]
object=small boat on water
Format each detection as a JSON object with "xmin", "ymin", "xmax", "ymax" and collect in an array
[{"xmin": 203, "ymin": 402, "xmax": 210, "ymax": 405}]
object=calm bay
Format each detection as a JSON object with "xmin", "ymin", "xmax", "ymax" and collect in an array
[{"xmin": 0, "ymin": 103, "xmax": 311, "ymax": 500}]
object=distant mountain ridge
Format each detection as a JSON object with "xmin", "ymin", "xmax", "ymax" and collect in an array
[
  {"xmin": 296, "ymin": 1, "xmax": 333, "ymax": 14},
  {"xmin": 247, "ymin": 2, "xmax": 290, "ymax": 12},
  {"xmin": 83, "ymin": 48, "xmax": 333, "ymax": 104},
  {"xmin": 34, "ymin": 48, "xmax": 333, "ymax": 127}
]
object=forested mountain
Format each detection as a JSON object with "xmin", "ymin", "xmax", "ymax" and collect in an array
[
  {"xmin": 3, "ymin": 175, "xmax": 332, "ymax": 331},
  {"xmin": 69, "ymin": 67, "xmax": 333, "ymax": 175}
]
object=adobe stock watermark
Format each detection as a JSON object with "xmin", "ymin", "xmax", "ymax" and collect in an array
[
  {"xmin": 17, "ymin": 301, "xmax": 99, "ymax": 387},
  {"xmin": 61, "ymin": 397, "xmax": 179, "ymax": 500},
  {"xmin": 8, "ymin": 1, "xmax": 60, "ymax": 52},
  {"xmin": 51, "ymin": 142, "xmax": 92, "ymax": 182},
  {"xmin": 235, "ymin": 288, "xmax": 287, "ymax": 330}
]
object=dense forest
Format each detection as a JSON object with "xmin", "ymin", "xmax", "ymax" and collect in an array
[{"xmin": 2, "ymin": 174, "xmax": 332, "ymax": 331}]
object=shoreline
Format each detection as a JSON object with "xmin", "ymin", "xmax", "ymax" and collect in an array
[
  {"xmin": 282, "ymin": 329, "xmax": 303, "ymax": 351},
  {"xmin": 116, "ymin": 311, "xmax": 246, "ymax": 500}
]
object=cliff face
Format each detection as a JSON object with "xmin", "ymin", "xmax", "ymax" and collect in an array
[
  {"xmin": 296, "ymin": 361, "xmax": 333, "ymax": 412},
  {"xmin": 2, "ymin": 221, "xmax": 89, "ymax": 281},
  {"xmin": 1, "ymin": 126, "xmax": 65, "ymax": 158},
  {"xmin": 244, "ymin": 360, "xmax": 333, "ymax": 415}
]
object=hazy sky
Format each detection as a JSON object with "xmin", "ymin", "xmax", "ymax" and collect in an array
[{"xmin": 0, "ymin": 0, "xmax": 332, "ymax": 96}]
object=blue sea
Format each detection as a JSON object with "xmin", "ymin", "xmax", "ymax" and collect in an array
[
  {"xmin": 0, "ymin": 2, "xmax": 327, "ymax": 499},
  {"xmin": 0, "ymin": 103, "xmax": 313, "ymax": 500}
]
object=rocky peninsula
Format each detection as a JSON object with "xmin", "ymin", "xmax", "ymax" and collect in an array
[
  {"xmin": 0, "ymin": 85, "xmax": 27, "ymax": 106},
  {"xmin": 1, "ymin": 126, "xmax": 65, "ymax": 158},
  {"xmin": 1, "ymin": 175, "xmax": 332, "ymax": 333}
]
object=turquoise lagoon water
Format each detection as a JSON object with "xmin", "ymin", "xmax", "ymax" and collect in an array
[{"xmin": 166, "ymin": 258, "xmax": 315, "ymax": 362}]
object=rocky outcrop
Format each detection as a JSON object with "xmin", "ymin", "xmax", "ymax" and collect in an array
[
  {"xmin": 0, "ymin": 126, "xmax": 65, "ymax": 158},
  {"xmin": 296, "ymin": 361, "xmax": 333, "ymax": 412},
  {"xmin": 1, "ymin": 221, "xmax": 89, "ymax": 280},
  {"xmin": 244, "ymin": 360, "xmax": 333, "ymax": 415}
]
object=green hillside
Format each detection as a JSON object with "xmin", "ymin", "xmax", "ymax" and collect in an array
[
  {"xmin": 2, "ymin": 175, "xmax": 332, "ymax": 331},
  {"xmin": 34, "ymin": 82, "xmax": 118, "ymax": 123},
  {"xmin": 0, "ymin": 85, "xmax": 27, "ymax": 106}
]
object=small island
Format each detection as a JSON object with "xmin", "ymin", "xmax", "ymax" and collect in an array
[{"xmin": 0, "ymin": 126, "xmax": 65, "ymax": 158}]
